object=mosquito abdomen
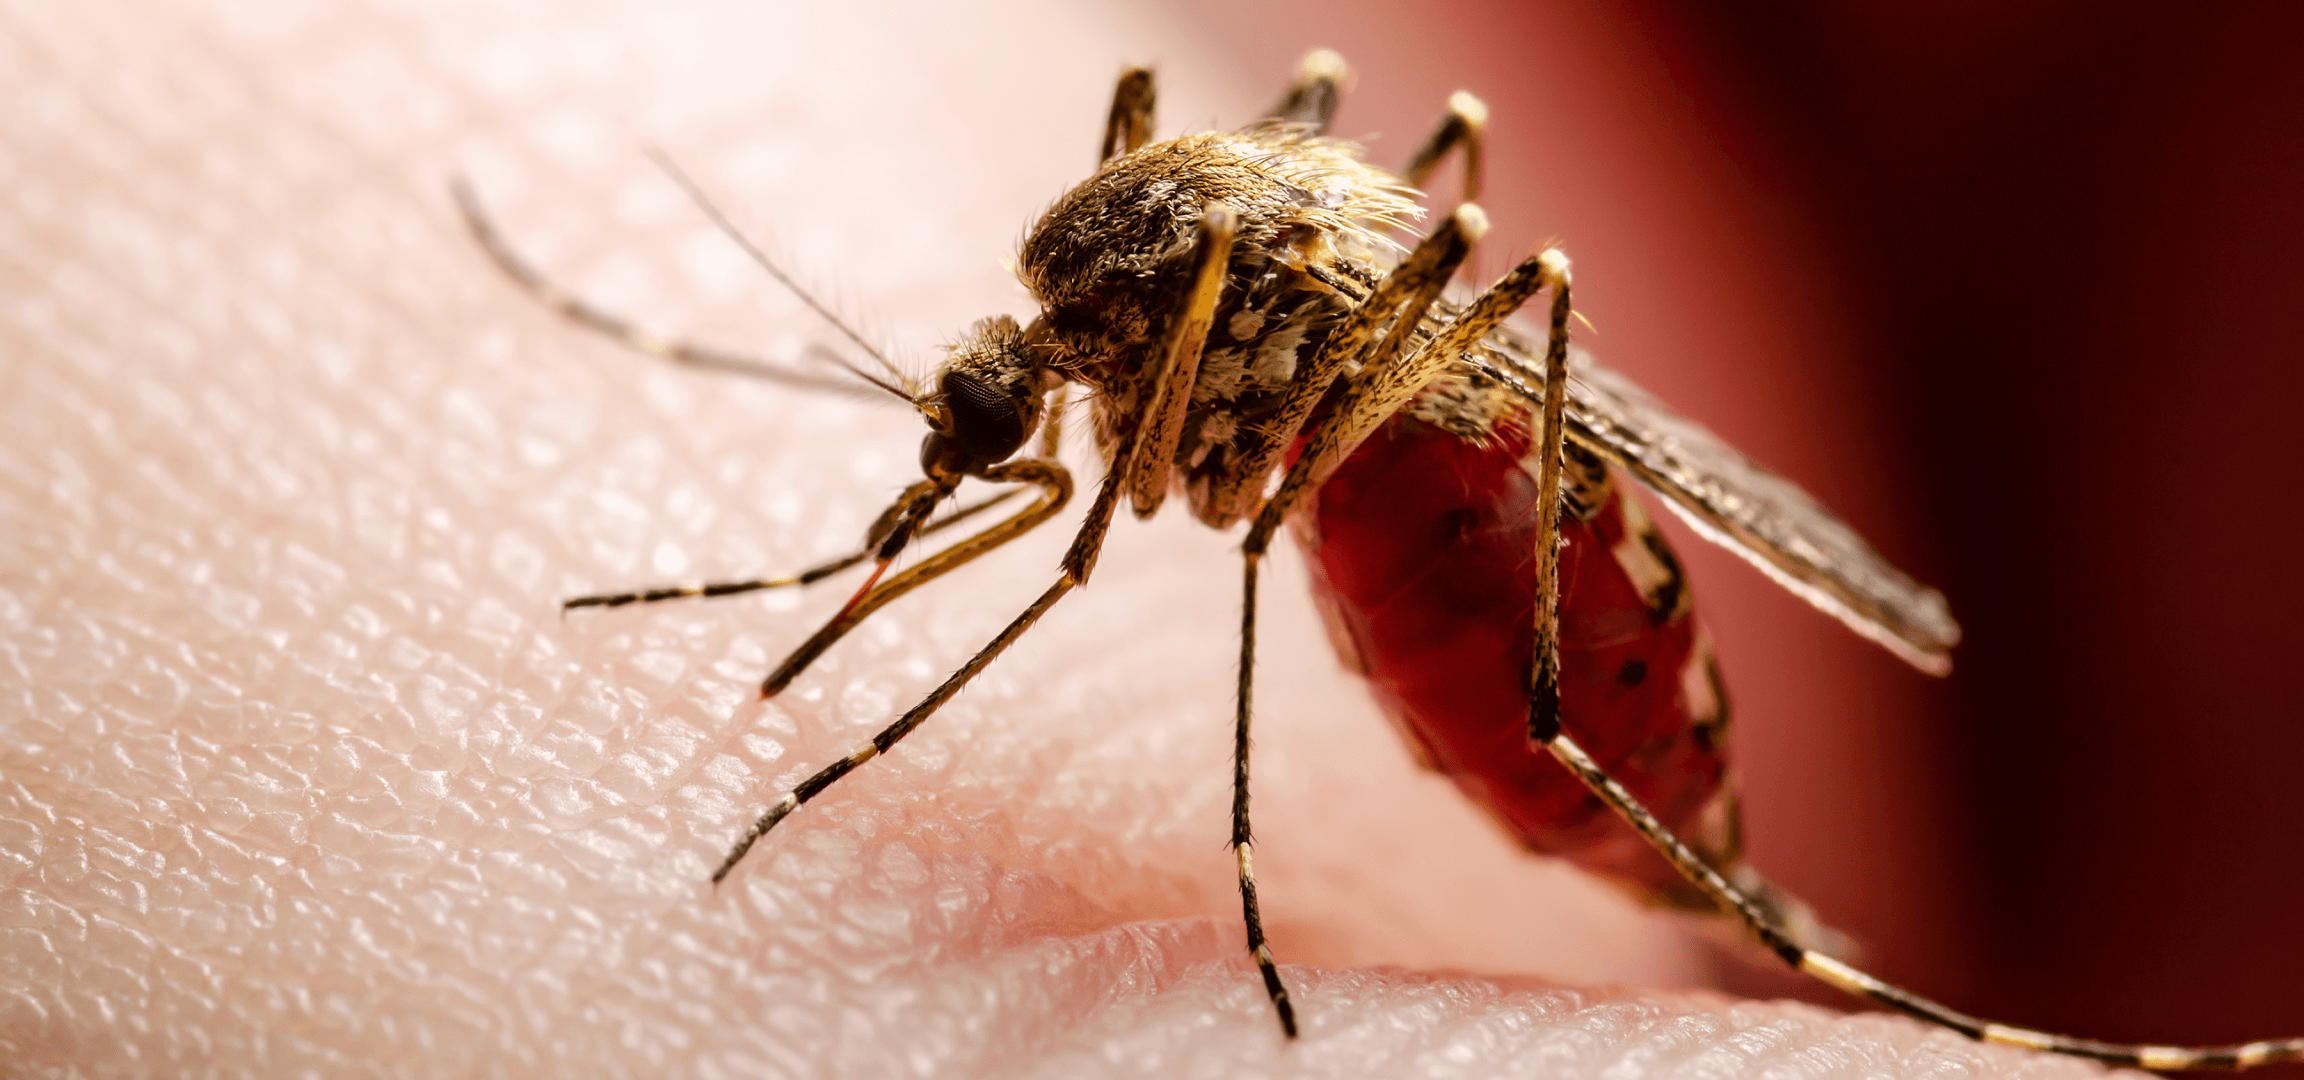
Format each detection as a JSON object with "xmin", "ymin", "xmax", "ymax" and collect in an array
[{"xmin": 1295, "ymin": 409, "xmax": 1742, "ymax": 910}]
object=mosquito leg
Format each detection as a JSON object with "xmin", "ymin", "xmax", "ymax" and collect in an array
[
  {"xmin": 1263, "ymin": 48, "xmax": 1348, "ymax": 134},
  {"xmin": 1206, "ymin": 203, "xmax": 1486, "ymax": 524},
  {"xmin": 563, "ymin": 562, "xmax": 859, "ymax": 613},
  {"xmin": 1230, "ymin": 548, "xmax": 1295, "ymax": 1037},
  {"xmin": 1117, "ymin": 206, "xmax": 1238, "ymax": 521},
  {"xmin": 1401, "ymin": 91, "xmax": 1489, "ymax": 203},
  {"xmin": 1218, "ymin": 206, "xmax": 1514, "ymax": 1039},
  {"xmin": 561, "ymin": 487, "xmax": 1026, "ymax": 613},
  {"xmin": 1523, "ymin": 265, "xmax": 1574, "ymax": 743},
  {"xmin": 760, "ymin": 459, "xmax": 1071, "ymax": 697},
  {"xmin": 1538, "ymin": 731, "xmax": 2303, "ymax": 1070},
  {"xmin": 1101, "ymin": 66, "xmax": 1157, "ymax": 164}
]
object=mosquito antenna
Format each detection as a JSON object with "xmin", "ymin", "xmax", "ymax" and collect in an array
[
  {"xmin": 642, "ymin": 146, "xmax": 917, "ymax": 400},
  {"xmin": 797, "ymin": 343, "xmax": 916, "ymax": 406}
]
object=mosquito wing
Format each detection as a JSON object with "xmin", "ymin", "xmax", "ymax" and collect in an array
[{"xmin": 1479, "ymin": 322, "xmax": 1961, "ymax": 675}]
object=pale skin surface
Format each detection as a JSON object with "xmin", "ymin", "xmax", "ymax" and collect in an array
[{"xmin": 0, "ymin": 0, "xmax": 2122, "ymax": 1075}]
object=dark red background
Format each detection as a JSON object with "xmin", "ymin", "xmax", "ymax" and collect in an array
[
  {"xmin": 1657, "ymin": 2, "xmax": 2304, "ymax": 1059},
  {"xmin": 1171, "ymin": 0, "xmax": 2304, "ymax": 1063}
]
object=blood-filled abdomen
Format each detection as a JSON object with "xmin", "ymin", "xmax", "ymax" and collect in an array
[{"xmin": 1295, "ymin": 411, "xmax": 1743, "ymax": 909}]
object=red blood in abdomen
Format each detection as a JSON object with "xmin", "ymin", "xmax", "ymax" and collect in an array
[{"xmin": 1297, "ymin": 412, "xmax": 1731, "ymax": 904}]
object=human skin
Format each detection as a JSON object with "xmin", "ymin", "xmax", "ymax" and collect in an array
[{"xmin": 0, "ymin": 0, "xmax": 2149, "ymax": 1076}]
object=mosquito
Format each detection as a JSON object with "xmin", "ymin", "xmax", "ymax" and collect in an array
[{"xmin": 454, "ymin": 50, "xmax": 2302, "ymax": 1070}]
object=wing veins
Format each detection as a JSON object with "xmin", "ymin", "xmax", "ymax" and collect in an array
[{"xmin": 1471, "ymin": 322, "xmax": 1961, "ymax": 672}]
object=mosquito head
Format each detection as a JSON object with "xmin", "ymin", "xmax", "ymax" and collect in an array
[{"xmin": 918, "ymin": 315, "xmax": 1049, "ymax": 479}]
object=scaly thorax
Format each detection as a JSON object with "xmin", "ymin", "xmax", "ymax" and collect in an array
[{"xmin": 1011, "ymin": 128, "xmax": 1427, "ymax": 526}]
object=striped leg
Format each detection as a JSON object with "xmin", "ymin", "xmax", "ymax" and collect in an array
[
  {"xmin": 1225, "ymin": 205, "xmax": 1488, "ymax": 1037},
  {"xmin": 1521, "ymin": 245, "xmax": 1573, "ymax": 746},
  {"xmin": 1231, "ymin": 552, "xmax": 1293, "ymax": 1036},
  {"xmin": 714, "ymin": 573, "xmax": 1076, "ymax": 883},
  {"xmin": 1225, "ymin": 214, "xmax": 1569, "ymax": 1039},
  {"xmin": 557, "ymin": 461, "xmax": 1064, "ymax": 703},
  {"xmin": 1535, "ymin": 730, "xmax": 2303, "ymax": 1069},
  {"xmin": 561, "ymin": 486, "xmax": 1026, "ymax": 613},
  {"xmin": 758, "ymin": 459, "xmax": 1070, "ymax": 698}
]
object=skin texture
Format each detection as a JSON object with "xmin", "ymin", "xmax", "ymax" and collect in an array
[{"xmin": 0, "ymin": 0, "xmax": 2168, "ymax": 1075}]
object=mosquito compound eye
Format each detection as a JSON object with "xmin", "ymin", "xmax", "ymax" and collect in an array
[
  {"xmin": 931, "ymin": 314, "xmax": 1038, "ymax": 471},
  {"xmin": 939, "ymin": 366, "xmax": 1028, "ymax": 466}
]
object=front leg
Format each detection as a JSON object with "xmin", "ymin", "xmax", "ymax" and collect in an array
[
  {"xmin": 561, "ymin": 485, "xmax": 1027, "ymax": 613},
  {"xmin": 758, "ymin": 459, "xmax": 1072, "ymax": 698},
  {"xmin": 1111, "ymin": 206, "xmax": 1238, "ymax": 524},
  {"xmin": 1225, "ymin": 208, "xmax": 1573, "ymax": 1041}
]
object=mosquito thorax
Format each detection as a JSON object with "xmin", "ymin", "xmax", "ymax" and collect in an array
[
  {"xmin": 919, "ymin": 314, "xmax": 1045, "ymax": 476},
  {"xmin": 1017, "ymin": 130, "xmax": 1415, "ymax": 377},
  {"xmin": 1011, "ymin": 129, "xmax": 1420, "ymax": 524}
]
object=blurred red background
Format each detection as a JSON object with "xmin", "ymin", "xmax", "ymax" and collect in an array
[{"xmin": 1167, "ymin": 0, "xmax": 2304, "ymax": 1063}]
